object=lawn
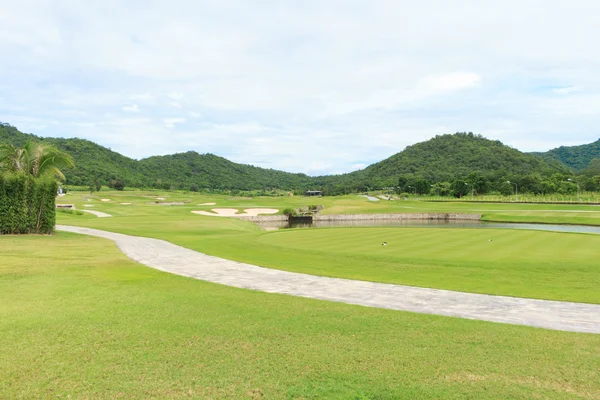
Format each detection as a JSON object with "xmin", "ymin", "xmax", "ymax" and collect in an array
[
  {"xmin": 54, "ymin": 191, "xmax": 600, "ymax": 303},
  {"xmin": 256, "ymin": 227, "xmax": 600, "ymax": 303},
  {"xmin": 56, "ymin": 190, "xmax": 600, "ymax": 225},
  {"xmin": 1, "ymin": 233, "xmax": 600, "ymax": 399}
]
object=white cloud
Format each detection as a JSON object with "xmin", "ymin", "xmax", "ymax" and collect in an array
[
  {"xmin": 418, "ymin": 72, "xmax": 482, "ymax": 94},
  {"xmin": 129, "ymin": 93, "xmax": 155, "ymax": 102},
  {"xmin": 163, "ymin": 118, "xmax": 186, "ymax": 129},
  {"xmin": 122, "ymin": 104, "xmax": 140, "ymax": 113},
  {"xmin": 1, "ymin": 0, "xmax": 600, "ymax": 174},
  {"xmin": 168, "ymin": 92, "xmax": 184, "ymax": 100},
  {"xmin": 553, "ymin": 86, "xmax": 583, "ymax": 95}
]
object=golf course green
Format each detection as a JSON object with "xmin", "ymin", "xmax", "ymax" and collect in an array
[{"xmin": 2, "ymin": 190, "xmax": 600, "ymax": 398}]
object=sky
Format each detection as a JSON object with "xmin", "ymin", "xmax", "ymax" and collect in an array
[{"xmin": 1, "ymin": 0, "xmax": 599, "ymax": 175}]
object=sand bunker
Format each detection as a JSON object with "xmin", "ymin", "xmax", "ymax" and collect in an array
[
  {"xmin": 156, "ymin": 197, "xmax": 166, "ymax": 200},
  {"xmin": 83, "ymin": 204, "xmax": 94, "ymax": 208},
  {"xmin": 198, "ymin": 202, "xmax": 217, "ymax": 206},
  {"xmin": 120, "ymin": 202, "xmax": 131, "ymax": 205},
  {"xmin": 192, "ymin": 208, "xmax": 279, "ymax": 217},
  {"xmin": 101, "ymin": 199, "xmax": 111, "ymax": 202}
]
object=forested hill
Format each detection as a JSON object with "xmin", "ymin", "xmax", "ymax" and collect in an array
[
  {"xmin": 0, "ymin": 124, "xmax": 574, "ymax": 192},
  {"xmin": 0, "ymin": 123, "xmax": 312, "ymax": 190},
  {"xmin": 314, "ymin": 133, "xmax": 570, "ymax": 191},
  {"xmin": 0, "ymin": 123, "xmax": 145, "ymax": 186},
  {"xmin": 529, "ymin": 139, "xmax": 600, "ymax": 172},
  {"xmin": 137, "ymin": 152, "xmax": 312, "ymax": 190}
]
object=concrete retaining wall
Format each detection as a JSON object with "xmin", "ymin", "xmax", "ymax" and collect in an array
[
  {"xmin": 314, "ymin": 213, "xmax": 481, "ymax": 221},
  {"xmin": 238, "ymin": 215, "xmax": 288, "ymax": 222},
  {"xmin": 238, "ymin": 213, "xmax": 481, "ymax": 223}
]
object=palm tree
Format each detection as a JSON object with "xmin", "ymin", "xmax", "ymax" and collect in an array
[{"xmin": 0, "ymin": 140, "xmax": 74, "ymax": 181}]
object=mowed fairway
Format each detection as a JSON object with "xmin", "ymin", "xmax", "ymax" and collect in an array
[
  {"xmin": 52, "ymin": 191, "xmax": 600, "ymax": 303},
  {"xmin": 259, "ymin": 227, "xmax": 600, "ymax": 303},
  {"xmin": 2, "ymin": 233, "xmax": 600, "ymax": 399}
]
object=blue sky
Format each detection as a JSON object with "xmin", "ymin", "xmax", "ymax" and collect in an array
[{"xmin": 1, "ymin": 0, "xmax": 599, "ymax": 175}]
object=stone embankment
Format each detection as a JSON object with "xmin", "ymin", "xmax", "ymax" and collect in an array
[
  {"xmin": 314, "ymin": 213, "xmax": 481, "ymax": 221},
  {"xmin": 238, "ymin": 215, "xmax": 288, "ymax": 222},
  {"xmin": 238, "ymin": 213, "xmax": 481, "ymax": 223}
]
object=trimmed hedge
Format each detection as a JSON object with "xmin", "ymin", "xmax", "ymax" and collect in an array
[{"xmin": 0, "ymin": 173, "xmax": 58, "ymax": 234}]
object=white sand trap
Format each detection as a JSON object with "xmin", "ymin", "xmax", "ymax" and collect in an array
[
  {"xmin": 83, "ymin": 204, "xmax": 94, "ymax": 208},
  {"xmin": 121, "ymin": 202, "xmax": 131, "ymax": 205},
  {"xmin": 242, "ymin": 208, "xmax": 279, "ymax": 216},
  {"xmin": 192, "ymin": 208, "xmax": 279, "ymax": 217},
  {"xmin": 198, "ymin": 202, "xmax": 217, "ymax": 206},
  {"xmin": 101, "ymin": 199, "xmax": 111, "ymax": 202},
  {"xmin": 156, "ymin": 197, "xmax": 166, "ymax": 200},
  {"xmin": 82, "ymin": 210, "xmax": 112, "ymax": 218}
]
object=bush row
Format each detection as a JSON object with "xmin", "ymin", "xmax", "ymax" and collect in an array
[{"xmin": 0, "ymin": 173, "xmax": 58, "ymax": 234}]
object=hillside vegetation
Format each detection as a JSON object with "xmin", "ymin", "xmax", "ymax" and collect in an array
[
  {"xmin": 0, "ymin": 123, "xmax": 310, "ymax": 191},
  {"xmin": 530, "ymin": 138, "xmax": 600, "ymax": 172},
  {"xmin": 315, "ymin": 132, "xmax": 571, "ymax": 194},
  {"xmin": 0, "ymin": 123, "xmax": 589, "ymax": 195}
]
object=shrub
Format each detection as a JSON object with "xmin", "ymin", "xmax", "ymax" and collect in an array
[
  {"xmin": 56, "ymin": 208, "xmax": 84, "ymax": 216},
  {"xmin": 282, "ymin": 207, "xmax": 296, "ymax": 216},
  {"xmin": 0, "ymin": 173, "xmax": 58, "ymax": 234}
]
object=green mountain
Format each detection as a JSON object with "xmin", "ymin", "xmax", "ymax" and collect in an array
[
  {"xmin": 315, "ymin": 132, "xmax": 570, "ymax": 191},
  {"xmin": 0, "ymin": 124, "xmax": 573, "ymax": 193},
  {"xmin": 0, "ymin": 122, "xmax": 145, "ymax": 186},
  {"xmin": 529, "ymin": 139, "xmax": 600, "ymax": 172},
  {"xmin": 137, "ymin": 152, "xmax": 312, "ymax": 190},
  {"xmin": 0, "ymin": 123, "xmax": 311, "ymax": 190}
]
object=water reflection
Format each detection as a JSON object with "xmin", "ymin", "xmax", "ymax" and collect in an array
[{"xmin": 257, "ymin": 219, "xmax": 600, "ymax": 234}]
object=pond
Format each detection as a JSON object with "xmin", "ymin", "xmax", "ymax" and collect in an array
[{"xmin": 257, "ymin": 219, "xmax": 600, "ymax": 235}]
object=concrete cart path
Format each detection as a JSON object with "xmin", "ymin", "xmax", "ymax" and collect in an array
[
  {"xmin": 81, "ymin": 210, "xmax": 113, "ymax": 218},
  {"xmin": 57, "ymin": 225, "xmax": 600, "ymax": 334}
]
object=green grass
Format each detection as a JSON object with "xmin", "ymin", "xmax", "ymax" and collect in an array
[
  {"xmin": 256, "ymin": 227, "xmax": 600, "ymax": 303},
  {"xmin": 2, "ymin": 233, "xmax": 600, "ymax": 399},
  {"xmin": 56, "ymin": 190, "xmax": 600, "ymax": 225},
  {"xmin": 53, "ymin": 190, "xmax": 600, "ymax": 303}
]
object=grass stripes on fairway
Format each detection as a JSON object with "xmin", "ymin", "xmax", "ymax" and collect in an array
[
  {"xmin": 258, "ymin": 227, "xmax": 600, "ymax": 303},
  {"xmin": 1, "ymin": 233, "xmax": 600, "ymax": 399},
  {"xmin": 54, "ymin": 190, "xmax": 600, "ymax": 302}
]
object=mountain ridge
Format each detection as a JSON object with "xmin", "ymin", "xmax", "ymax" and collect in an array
[
  {"xmin": 0, "ymin": 122, "xmax": 582, "ymax": 193},
  {"xmin": 529, "ymin": 139, "xmax": 600, "ymax": 172}
]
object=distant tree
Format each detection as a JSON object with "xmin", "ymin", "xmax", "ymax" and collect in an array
[
  {"xmin": 95, "ymin": 179, "xmax": 101, "ymax": 192},
  {"xmin": 190, "ymin": 184, "xmax": 199, "ymax": 192},
  {"xmin": 430, "ymin": 182, "xmax": 451, "ymax": 196},
  {"xmin": 111, "ymin": 179, "xmax": 125, "ymax": 191}
]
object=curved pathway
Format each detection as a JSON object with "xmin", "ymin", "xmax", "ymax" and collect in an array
[
  {"xmin": 81, "ymin": 210, "xmax": 113, "ymax": 218},
  {"xmin": 57, "ymin": 225, "xmax": 600, "ymax": 334}
]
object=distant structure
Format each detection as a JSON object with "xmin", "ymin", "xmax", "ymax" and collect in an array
[{"xmin": 305, "ymin": 190, "xmax": 323, "ymax": 197}]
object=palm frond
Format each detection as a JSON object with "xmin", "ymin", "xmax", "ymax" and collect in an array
[{"xmin": 0, "ymin": 141, "xmax": 74, "ymax": 181}]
